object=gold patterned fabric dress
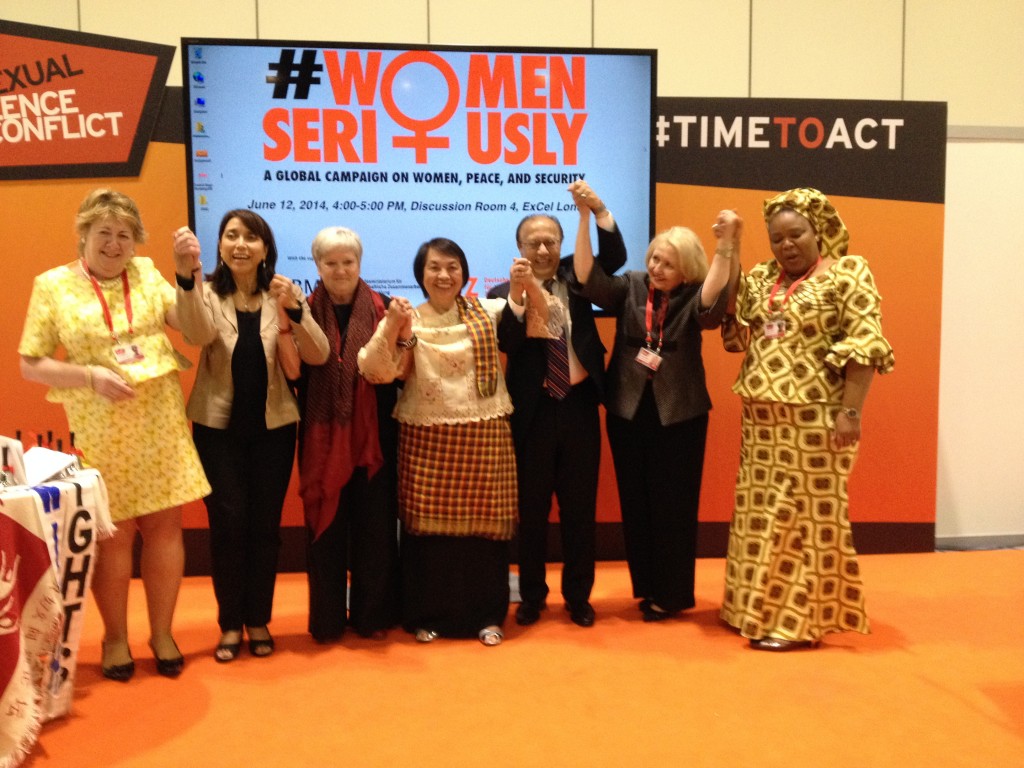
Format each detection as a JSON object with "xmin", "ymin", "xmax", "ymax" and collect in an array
[
  {"xmin": 720, "ymin": 254, "xmax": 894, "ymax": 641},
  {"xmin": 18, "ymin": 258, "xmax": 210, "ymax": 521}
]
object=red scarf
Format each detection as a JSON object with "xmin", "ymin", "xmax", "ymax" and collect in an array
[{"xmin": 300, "ymin": 280, "xmax": 386, "ymax": 540}]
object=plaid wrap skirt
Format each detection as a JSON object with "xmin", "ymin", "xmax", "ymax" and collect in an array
[{"xmin": 398, "ymin": 417, "xmax": 517, "ymax": 540}]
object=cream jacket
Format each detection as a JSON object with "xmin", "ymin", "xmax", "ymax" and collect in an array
[{"xmin": 176, "ymin": 281, "xmax": 329, "ymax": 430}]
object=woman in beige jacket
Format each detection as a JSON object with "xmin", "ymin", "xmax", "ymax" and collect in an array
[{"xmin": 173, "ymin": 210, "xmax": 328, "ymax": 662}]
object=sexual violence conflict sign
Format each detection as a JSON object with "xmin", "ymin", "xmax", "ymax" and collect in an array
[
  {"xmin": 0, "ymin": 20, "xmax": 173, "ymax": 180},
  {"xmin": 184, "ymin": 40, "xmax": 655, "ymax": 295}
]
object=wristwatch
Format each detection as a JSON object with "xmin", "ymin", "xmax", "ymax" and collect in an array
[
  {"xmin": 396, "ymin": 334, "xmax": 418, "ymax": 349},
  {"xmin": 840, "ymin": 407, "xmax": 860, "ymax": 419}
]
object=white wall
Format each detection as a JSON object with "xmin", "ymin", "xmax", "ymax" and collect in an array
[
  {"xmin": 938, "ymin": 138, "xmax": 1024, "ymax": 546},
  {"xmin": 3, "ymin": 0, "xmax": 1022, "ymax": 544}
]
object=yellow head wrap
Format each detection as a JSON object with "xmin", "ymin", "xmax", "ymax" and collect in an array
[{"xmin": 763, "ymin": 187, "xmax": 849, "ymax": 259}]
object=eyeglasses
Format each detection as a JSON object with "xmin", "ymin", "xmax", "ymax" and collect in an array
[{"xmin": 519, "ymin": 238, "xmax": 562, "ymax": 251}]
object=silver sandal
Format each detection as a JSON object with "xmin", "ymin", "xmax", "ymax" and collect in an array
[
  {"xmin": 478, "ymin": 627, "xmax": 504, "ymax": 646},
  {"xmin": 415, "ymin": 628, "xmax": 439, "ymax": 643}
]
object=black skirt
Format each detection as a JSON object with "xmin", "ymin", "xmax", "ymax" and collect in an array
[{"xmin": 401, "ymin": 534, "xmax": 511, "ymax": 637}]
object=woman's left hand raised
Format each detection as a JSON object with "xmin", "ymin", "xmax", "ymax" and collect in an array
[
  {"xmin": 172, "ymin": 227, "xmax": 202, "ymax": 277},
  {"xmin": 269, "ymin": 274, "xmax": 301, "ymax": 311},
  {"xmin": 712, "ymin": 210, "xmax": 743, "ymax": 244},
  {"xmin": 568, "ymin": 180, "xmax": 606, "ymax": 216}
]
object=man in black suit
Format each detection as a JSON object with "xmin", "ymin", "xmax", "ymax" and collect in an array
[{"xmin": 488, "ymin": 182, "xmax": 626, "ymax": 627}]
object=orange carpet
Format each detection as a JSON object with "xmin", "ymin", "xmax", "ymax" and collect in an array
[{"xmin": 23, "ymin": 551, "xmax": 1024, "ymax": 768}]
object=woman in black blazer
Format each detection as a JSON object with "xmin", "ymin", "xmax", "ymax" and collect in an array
[{"xmin": 573, "ymin": 192, "xmax": 741, "ymax": 621}]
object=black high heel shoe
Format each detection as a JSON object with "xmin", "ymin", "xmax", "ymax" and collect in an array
[
  {"xmin": 246, "ymin": 626, "xmax": 275, "ymax": 658},
  {"xmin": 101, "ymin": 642, "xmax": 135, "ymax": 682},
  {"xmin": 149, "ymin": 639, "xmax": 185, "ymax": 678}
]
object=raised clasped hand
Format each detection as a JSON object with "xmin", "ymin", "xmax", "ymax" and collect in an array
[
  {"xmin": 387, "ymin": 296, "xmax": 415, "ymax": 337},
  {"xmin": 509, "ymin": 256, "xmax": 535, "ymax": 297},
  {"xmin": 269, "ymin": 274, "xmax": 300, "ymax": 310},
  {"xmin": 712, "ymin": 210, "xmax": 743, "ymax": 243},
  {"xmin": 567, "ymin": 180, "xmax": 605, "ymax": 215},
  {"xmin": 172, "ymin": 227, "xmax": 202, "ymax": 275}
]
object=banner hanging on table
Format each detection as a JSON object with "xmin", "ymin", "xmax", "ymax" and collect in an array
[
  {"xmin": 0, "ymin": 469, "xmax": 111, "ymax": 767},
  {"xmin": 34, "ymin": 470, "xmax": 112, "ymax": 723},
  {"xmin": 0, "ymin": 491, "xmax": 61, "ymax": 768}
]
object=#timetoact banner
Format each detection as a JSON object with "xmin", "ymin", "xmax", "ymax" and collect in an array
[
  {"xmin": 184, "ymin": 40, "xmax": 655, "ymax": 297},
  {"xmin": 655, "ymin": 97, "xmax": 946, "ymax": 203},
  {"xmin": 0, "ymin": 21, "xmax": 174, "ymax": 181}
]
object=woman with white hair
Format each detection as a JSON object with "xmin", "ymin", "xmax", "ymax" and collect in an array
[
  {"xmin": 297, "ymin": 227, "xmax": 400, "ymax": 643},
  {"xmin": 572, "ymin": 190, "xmax": 741, "ymax": 622}
]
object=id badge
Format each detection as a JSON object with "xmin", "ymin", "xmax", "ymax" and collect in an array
[
  {"xmin": 113, "ymin": 343, "xmax": 144, "ymax": 364},
  {"xmin": 635, "ymin": 346, "xmax": 662, "ymax": 371},
  {"xmin": 764, "ymin": 315, "xmax": 786, "ymax": 340}
]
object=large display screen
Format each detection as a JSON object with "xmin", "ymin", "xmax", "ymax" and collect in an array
[{"xmin": 182, "ymin": 39, "xmax": 655, "ymax": 298}]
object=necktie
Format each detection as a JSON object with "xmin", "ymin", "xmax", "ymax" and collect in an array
[{"xmin": 543, "ymin": 279, "xmax": 570, "ymax": 400}]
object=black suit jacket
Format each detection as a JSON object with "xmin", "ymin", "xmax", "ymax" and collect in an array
[
  {"xmin": 581, "ymin": 269, "xmax": 727, "ymax": 427},
  {"xmin": 488, "ymin": 224, "xmax": 627, "ymax": 439}
]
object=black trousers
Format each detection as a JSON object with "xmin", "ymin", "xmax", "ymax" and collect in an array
[
  {"xmin": 193, "ymin": 421, "xmax": 296, "ymax": 632},
  {"xmin": 606, "ymin": 385, "xmax": 708, "ymax": 613},
  {"xmin": 306, "ymin": 465, "xmax": 400, "ymax": 640},
  {"xmin": 514, "ymin": 379, "xmax": 600, "ymax": 607}
]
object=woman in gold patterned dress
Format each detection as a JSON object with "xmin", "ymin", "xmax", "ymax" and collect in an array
[
  {"xmin": 19, "ymin": 189, "xmax": 210, "ymax": 680},
  {"xmin": 719, "ymin": 187, "xmax": 894, "ymax": 651}
]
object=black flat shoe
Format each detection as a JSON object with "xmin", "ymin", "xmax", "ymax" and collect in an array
[
  {"xmin": 515, "ymin": 600, "xmax": 545, "ymax": 626},
  {"xmin": 149, "ymin": 640, "xmax": 185, "ymax": 678},
  {"xmin": 247, "ymin": 627, "xmax": 275, "ymax": 658},
  {"xmin": 639, "ymin": 599, "xmax": 677, "ymax": 623},
  {"xmin": 101, "ymin": 642, "xmax": 135, "ymax": 682},
  {"xmin": 566, "ymin": 601, "xmax": 595, "ymax": 627}
]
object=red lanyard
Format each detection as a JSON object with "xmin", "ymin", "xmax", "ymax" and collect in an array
[
  {"xmin": 81, "ymin": 259, "xmax": 133, "ymax": 342},
  {"xmin": 767, "ymin": 256, "xmax": 821, "ymax": 312},
  {"xmin": 644, "ymin": 286, "xmax": 668, "ymax": 352}
]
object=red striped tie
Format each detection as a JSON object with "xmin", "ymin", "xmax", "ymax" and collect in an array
[{"xmin": 543, "ymin": 279, "xmax": 571, "ymax": 400}]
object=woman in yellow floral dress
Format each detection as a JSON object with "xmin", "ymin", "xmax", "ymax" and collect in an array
[
  {"xmin": 19, "ymin": 189, "xmax": 210, "ymax": 680},
  {"xmin": 719, "ymin": 188, "xmax": 894, "ymax": 651}
]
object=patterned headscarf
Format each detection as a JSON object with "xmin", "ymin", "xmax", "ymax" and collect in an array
[{"xmin": 763, "ymin": 187, "xmax": 850, "ymax": 260}]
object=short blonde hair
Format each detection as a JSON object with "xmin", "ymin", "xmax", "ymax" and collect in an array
[
  {"xmin": 644, "ymin": 226, "xmax": 708, "ymax": 283},
  {"xmin": 75, "ymin": 189, "xmax": 146, "ymax": 254},
  {"xmin": 311, "ymin": 226, "xmax": 363, "ymax": 264}
]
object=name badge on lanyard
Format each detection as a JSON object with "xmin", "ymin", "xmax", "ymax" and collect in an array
[
  {"xmin": 635, "ymin": 346, "xmax": 662, "ymax": 371},
  {"xmin": 635, "ymin": 285, "xmax": 666, "ymax": 372},
  {"xmin": 113, "ymin": 343, "xmax": 144, "ymax": 364},
  {"xmin": 765, "ymin": 257, "xmax": 821, "ymax": 341},
  {"xmin": 81, "ymin": 259, "xmax": 145, "ymax": 364},
  {"xmin": 764, "ymin": 314, "xmax": 786, "ymax": 339}
]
